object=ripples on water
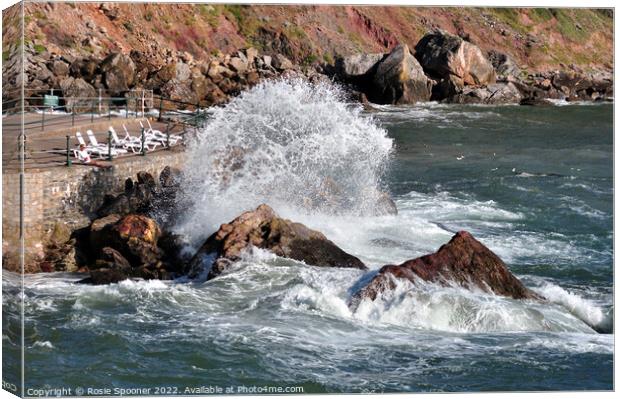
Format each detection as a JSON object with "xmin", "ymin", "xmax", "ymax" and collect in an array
[{"xmin": 2, "ymin": 81, "xmax": 613, "ymax": 392}]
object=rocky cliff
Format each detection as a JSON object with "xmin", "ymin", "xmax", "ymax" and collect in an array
[
  {"xmin": 9, "ymin": 3, "xmax": 613, "ymax": 72},
  {"xmin": 2, "ymin": 3, "xmax": 613, "ymax": 106}
]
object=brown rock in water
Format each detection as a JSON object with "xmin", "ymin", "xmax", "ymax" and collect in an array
[
  {"xmin": 187, "ymin": 204, "xmax": 367, "ymax": 279},
  {"xmin": 351, "ymin": 231, "xmax": 541, "ymax": 307},
  {"xmin": 449, "ymin": 82, "xmax": 522, "ymax": 104},
  {"xmin": 82, "ymin": 214, "xmax": 178, "ymax": 284},
  {"xmin": 90, "ymin": 214, "xmax": 162, "ymax": 266}
]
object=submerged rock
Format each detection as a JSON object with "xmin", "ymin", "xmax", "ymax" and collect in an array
[
  {"xmin": 350, "ymin": 231, "xmax": 542, "ymax": 308},
  {"xmin": 187, "ymin": 204, "xmax": 367, "ymax": 279}
]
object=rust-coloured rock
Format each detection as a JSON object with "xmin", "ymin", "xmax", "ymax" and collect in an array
[
  {"xmin": 351, "ymin": 231, "xmax": 542, "ymax": 307},
  {"xmin": 187, "ymin": 204, "xmax": 367, "ymax": 279},
  {"xmin": 90, "ymin": 214, "xmax": 161, "ymax": 266}
]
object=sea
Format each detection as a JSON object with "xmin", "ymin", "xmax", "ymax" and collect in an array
[{"xmin": 2, "ymin": 79, "xmax": 613, "ymax": 394}]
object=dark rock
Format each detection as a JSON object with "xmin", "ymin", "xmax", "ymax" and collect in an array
[
  {"xmin": 97, "ymin": 172, "xmax": 158, "ymax": 217},
  {"xmin": 59, "ymin": 77, "xmax": 97, "ymax": 112},
  {"xmin": 89, "ymin": 214, "xmax": 122, "ymax": 253},
  {"xmin": 550, "ymin": 70, "xmax": 613, "ymax": 100},
  {"xmin": 187, "ymin": 204, "xmax": 367, "ymax": 279},
  {"xmin": 487, "ymin": 50, "xmax": 521, "ymax": 78},
  {"xmin": 69, "ymin": 57, "xmax": 100, "ymax": 84},
  {"xmin": 415, "ymin": 30, "xmax": 496, "ymax": 89},
  {"xmin": 95, "ymin": 247, "xmax": 132, "ymax": 270},
  {"xmin": 158, "ymin": 232, "xmax": 191, "ymax": 270},
  {"xmin": 519, "ymin": 97, "xmax": 554, "ymax": 106},
  {"xmin": 448, "ymin": 82, "xmax": 522, "ymax": 104},
  {"xmin": 89, "ymin": 214, "xmax": 162, "ymax": 266},
  {"xmin": 100, "ymin": 52, "xmax": 135, "ymax": 94},
  {"xmin": 159, "ymin": 166, "xmax": 183, "ymax": 188},
  {"xmin": 351, "ymin": 231, "xmax": 542, "ymax": 308},
  {"xmin": 83, "ymin": 267, "xmax": 130, "ymax": 285},
  {"xmin": 371, "ymin": 44, "xmax": 432, "ymax": 104},
  {"xmin": 136, "ymin": 171, "xmax": 156, "ymax": 187}
]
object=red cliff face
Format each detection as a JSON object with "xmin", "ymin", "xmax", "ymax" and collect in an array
[{"xmin": 15, "ymin": 3, "xmax": 613, "ymax": 73}]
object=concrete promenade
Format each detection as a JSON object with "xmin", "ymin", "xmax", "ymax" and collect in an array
[{"xmin": 2, "ymin": 112, "xmax": 186, "ymax": 169}]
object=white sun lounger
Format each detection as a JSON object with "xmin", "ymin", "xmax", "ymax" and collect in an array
[
  {"xmin": 86, "ymin": 130, "xmax": 127, "ymax": 156},
  {"xmin": 109, "ymin": 127, "xmax": 143, "ymax": 153},
  {"xmin": 75, "ymin": 132, "xmax": 108, "ymax": 158},
  {"xmin": 123, "ymin": 124, "xmax": 161, "ymax": 151},
  {"xmin": 145, "ymin": 119, "xmax": 183, "ymax": 145}
]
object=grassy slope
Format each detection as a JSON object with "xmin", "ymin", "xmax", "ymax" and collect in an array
[{"xmin": 14, "ymin": 3, "xmax": 614, "ymax": 72}]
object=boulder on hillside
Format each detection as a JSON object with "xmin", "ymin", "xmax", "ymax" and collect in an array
[
  {"xmin": 59, "ymin": 77, "xmax": 97, "ymax": 112},
  {"xmin": 100, "ymin": 52, "xmax": 135, "ymax": 94},
  {"xmin": 272, "ymin": 54, "xmax": 294, "ymax": 71},
  {"xmin": 50, "ymin": 59, "xmax": 70, "ymax": 78},
  {"xmin": 350, "ymin": 231, "xmax": 542, "ymax": 308},
  {"xmin": 336, "ymin": 53, "xmax": 384, "ymax": 81},
  {"xmin": 370, "ymin": 44, "xmax": 432, "ymax": 104},
  {"xmin": 487, "ymin": 50, "xmax": 521, "ymax": 79},
  {"xmin": 187, "ymin": 204, "xmax": 367, "ymax": 279},
  {"xmin": 228, "ymin": 56, "xmax": 248, "ymax": 74},
  {"xmin": 414, "ymin": 30, "xmax": 496, "ymax": 91},
  {"xmin": 146, "ymin": 63, "xmax": 177, "ymax": 89},
  {"xmin": 69, "ymin": 57, "xmax": 100, "ymax": 82}
]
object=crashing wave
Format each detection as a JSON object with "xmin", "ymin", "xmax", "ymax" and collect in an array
[{"xmin": 176, "ymin": 78, "xmax": 394, "ymax": 244}]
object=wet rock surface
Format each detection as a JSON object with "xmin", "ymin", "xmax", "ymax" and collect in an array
[
  {"xmin": 188, "ymin": 204, "xmax": 367, "ymax": 280},
  {"xmin": 351, "ymin": 231, "xmax": 543, "ymax": 308}
]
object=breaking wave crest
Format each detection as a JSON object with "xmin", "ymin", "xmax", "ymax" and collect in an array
[{"xmin": 177, "ymin": 78, "xmax": 393, "ymax": 244}]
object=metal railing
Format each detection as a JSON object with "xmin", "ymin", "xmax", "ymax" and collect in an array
[{"xmin": 2, "ymin": 94, "xmax": 210, "ymax": 169}]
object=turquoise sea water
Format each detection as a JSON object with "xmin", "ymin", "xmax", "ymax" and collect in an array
[{"xmin": 2, "ymin": 102, "xmax": 613, "ymax": 394}]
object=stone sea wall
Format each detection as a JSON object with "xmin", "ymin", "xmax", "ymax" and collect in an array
[{"xmin": 2, "ymin": 150, "xmax": 186, "ymax": 271}]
